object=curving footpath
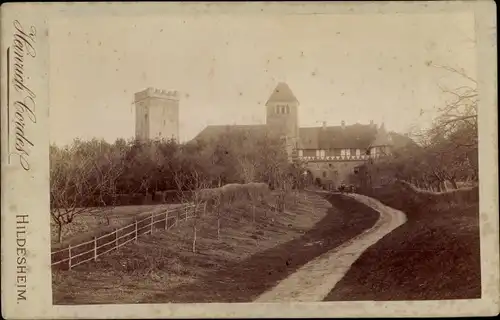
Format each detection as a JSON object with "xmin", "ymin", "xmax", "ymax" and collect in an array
[{"xmin": 254, "ymin": 192, "xmax": 407, "ymax": 302}]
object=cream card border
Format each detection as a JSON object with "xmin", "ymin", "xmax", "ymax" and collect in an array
[{"xmin": 1, "ymin": 1, "xmax": 498, "ymax": 319}]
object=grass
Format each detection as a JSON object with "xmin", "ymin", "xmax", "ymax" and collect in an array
[
  {"xmin": 324, "ymin": 184, "xmax": 481, "ymax": 301},
  {"xmin": 148, "ymin": 193, "xmax": 379, "ymax": 303},
  {"xmin": 51, "ymin": 203, "xmax": 183, "ymax": 249},
  {"xmin": 52, "ymin": 191, "xmax": 335, "ymax": 304}
]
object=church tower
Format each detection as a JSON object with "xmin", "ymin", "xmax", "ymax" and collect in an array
[
  {"xmin": 134, "ymin": 87, "xmax": 180, "ymax": 142},
  {"xmin": 265, "ymin": 82, "xmax": 300, "ymax": 156}
]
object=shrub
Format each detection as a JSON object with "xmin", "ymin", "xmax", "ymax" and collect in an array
[{"xmin": 364, "ymin": 180, "xmax": 479, "ymax": 215}]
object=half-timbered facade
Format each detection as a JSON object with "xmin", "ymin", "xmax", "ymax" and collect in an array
[{"xmin": 194, "ymin": 82, "xmax": 408, "ymax": 188}]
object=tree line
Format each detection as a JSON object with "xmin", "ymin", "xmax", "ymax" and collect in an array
[
  {"xmin": 351, "ymin": 64, "xmax": 478, "ymax": 192},
  {"xmin": 50, "ymin": 129, "xmax": 305, "ymax": 243}
]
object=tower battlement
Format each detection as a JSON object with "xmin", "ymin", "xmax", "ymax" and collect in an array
[
  {"xmin": 134, "ymin": 87, "xmax": 180, "ymax": 102},
  {"xmin": 134, "ymin": 87, "xmax": 180, "ymax": 142}
]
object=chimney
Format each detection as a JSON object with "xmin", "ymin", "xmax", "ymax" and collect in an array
[
  {"xmin": 341, "ymin": 120, "xmax": 345, "ymax": 129},
  {"xmin": 322, "ymin": 121, "xmax": 326, "ymax": 129}
]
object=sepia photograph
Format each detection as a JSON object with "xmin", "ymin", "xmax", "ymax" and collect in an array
[
  {"xmin": 47, "ymin": 7, "xmax": 483, "ymax": 305},
  {"xmin": 1, "ymin": 1, "xmax": 498, "ymax": 318}
]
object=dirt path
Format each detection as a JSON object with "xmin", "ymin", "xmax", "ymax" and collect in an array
[
  {"xmin": 141, "ymin": 193, "xmax": 379, "ymax": 303},
  {"xmin": 325, "ymin": 191, "xmax": 480, "ymax": 301},
  {"xmin": 254, "ymin": 193, "xmax": 407, "ymax": 302}
]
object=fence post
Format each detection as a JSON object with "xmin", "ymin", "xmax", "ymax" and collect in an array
[
  {"xmin": 68, "ymin": 244, "xmax": 72, "ymax": 270},
  {"xmin": 176, "ymin": 210, "xmax": 179, "ymax": 227},
  {"xmin": 165, "ymin": 211, "xmax": 169, "ymax": 230},
  {"xmin": 150, "ymin": 214, "xmax": 154, "ymax": 234},
  {"xmin": 93, "ymin": 237, "xmax": 97, "ymax": 261},
  {"xmin": 135, "ymin": 219, "xmax": 138, "ymax": 243}
]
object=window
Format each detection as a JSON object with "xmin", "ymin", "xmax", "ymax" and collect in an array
[
  {"xmin": 163, "ymin": 120, "xmax": 166, "ymax": 125},
  {"xmin": 322, "ymin": 171, "xmax": 327, "ymax": 178},
  {"xmin": 356, "ymin": 149, "xmax": 361, "ymax": 157},
  {"xmin": 281, "ymin": 106, "xmax": 286, "ymax": 114},
  {"xmin": 341, "ymin": 149, "xmax": 346, "ymax": 156},
  {"xmin": 276, "ymin": 106, "xmax": 280, "ymax": 114},
  {"xmin": 328, "ymin": 163, "xmax": 332, "ymax": 168},
  {"xmin": 286, "ymin": 105, "xmax": 290, "ymax": 114},
  {"xmin": 298, "ymin": 150, "xmax": 303, "ymax": 157}
]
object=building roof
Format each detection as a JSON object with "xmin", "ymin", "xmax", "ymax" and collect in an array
[
  {"xmin": 193, "ymin": 124, "xmax": 268, "ymax": 143},
  {"xmin": 265, "ymin": 82, "xmax": 299, "ymax": 106},
  {"xmin": 298, "ymin": 124, "xmax": 379, "ymax": 150},
  {"xmin": 387, "ymin": 132, "xmax": 418, "ymax": 149},
  {"xmin": 370, "ymin": 123, "xmax": 393, "ymax": 147},
  {"xmin": 194, "ymin": 123, "xmax": 413, "ymax": 151}
]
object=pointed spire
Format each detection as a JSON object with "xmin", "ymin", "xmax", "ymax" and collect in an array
[{"xmin": 265, "ymin": 82, "xmax": 299, "ymax": 106}]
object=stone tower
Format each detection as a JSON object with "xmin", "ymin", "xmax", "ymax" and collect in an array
[
  {"xmin": 265, "ymin": 82, "xmax": 300, "ymax": 156},
  {"xmin": 134, "ymin": 87, "xmax": 180, "ymax": 141}
]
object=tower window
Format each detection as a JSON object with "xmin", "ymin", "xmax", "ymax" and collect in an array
[
  {"xmin": 276, "ymin": 106, "xmax": 280, "ymax": 114},
  {"xmin": 286, "ymin": 105, "xmax": 290, "ymax": 114}
]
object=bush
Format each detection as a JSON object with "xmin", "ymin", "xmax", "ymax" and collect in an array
[
  {"xmin": 361, "ymin": 180, "xmax": 479, "ymax": 215},
  {"xmin": 194, "ymin": 182, "xmax": 271, "ymax": 209}
]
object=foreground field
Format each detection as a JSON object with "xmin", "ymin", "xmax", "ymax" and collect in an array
[
  {"xmin": 52, "ymin": 191, "xmax": 328, "ymax": 304},
  {"xmin": 51, "ymin": 203, "xmax": 183, "ymax": 247},
  {"xmin": 52, "ymin": 192, "xmax": 380, "ymax": 304},
  {"xmin": 325, "ymin": 185, "xmax": 480, "ymax": 300},
  {"xmin": 149, "ymin": 194, "xmax": 379, "ymax": 303}
]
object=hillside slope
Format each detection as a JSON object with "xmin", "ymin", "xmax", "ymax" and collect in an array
[{"xmin": 325, "ymin": 183, "xmax": 480, "ymax": 300}]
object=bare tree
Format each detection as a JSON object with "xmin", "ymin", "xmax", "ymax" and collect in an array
[
  {"xmin": 173, "ymin": 167, "xmax": 210, "ymax": 254},
  {"xmin": 211, "ymin": 189, "xmax": 223, "ymax": 239},
  {"xmin": 50, "ymin": 140, "xmax": 125, "ymax": 243}
]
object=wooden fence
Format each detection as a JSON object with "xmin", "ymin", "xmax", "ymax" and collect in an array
[{"xmin": 51, "ymin": 203, "xmax": 198, "ymax": 270}]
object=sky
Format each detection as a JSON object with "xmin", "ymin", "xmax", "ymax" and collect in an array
[{"xmin": 49, "ymin": 11, "xmax": 477, "ymax": 146}]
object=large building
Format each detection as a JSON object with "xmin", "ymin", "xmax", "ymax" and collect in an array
[
  {"xmin": 135, "ymin": 83, "xmax": 410, "ymax": 187},
  {"xmin": 134, "ymin": 87, "xmax": 180, "ymax": 141},
  {"xmin": 194, "ymin": 82, "xmax": 409, "ymax": 187}
]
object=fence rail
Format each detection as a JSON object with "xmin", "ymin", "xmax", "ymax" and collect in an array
[{"xmin": 51, "ymin": 203, "xmax": 198, "ymax": 270}]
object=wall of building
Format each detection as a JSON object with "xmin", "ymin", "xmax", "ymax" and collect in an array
[
  {"xmin": 147, "ymin": 98, "xmax": 179, "ymax": 141},
  {"xmin": 135, "ymin": 101, "xmax": 149, "ymax": 140},
  {"xmin": 134, "ymin": 88, "xmax": 180, "ymax": 142},
  {"xmin": 266, "ymin": 102, "xmax": 299, "ymax": 141},
  {"xmin": 305, "ymin": 160, "xmax": 365, "ymax": 188}
]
